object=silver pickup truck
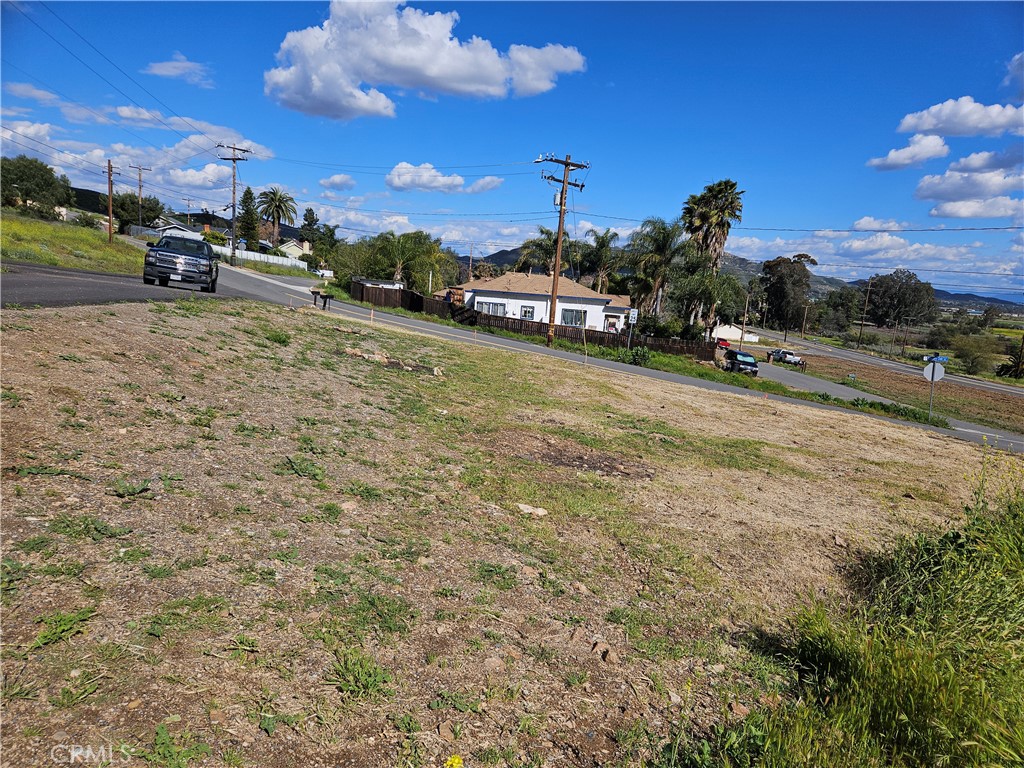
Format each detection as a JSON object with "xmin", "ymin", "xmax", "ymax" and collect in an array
[{"xmin": 143, "ymin": 236, "xmax": 219, "ymax": 293}]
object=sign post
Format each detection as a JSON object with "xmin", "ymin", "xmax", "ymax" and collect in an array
[
  {"xmin": 626, "ymin": 309, "xmax": 639, "ymax": 351},
  {"xmin": 922, "ymin": 355, "xmax": 947, "ymax": 421}
]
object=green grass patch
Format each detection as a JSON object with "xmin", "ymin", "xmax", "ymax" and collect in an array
[
  {"xmin": 49, "ymin": 514, "xmax": 131, "ymax": 541},
  {"xmin": 322, "ymin": 646, "xmax": 394, "ymax": 700},
  {"xmin": 1, "ymin": 214, "xmax": 145, "ymax": 274}
]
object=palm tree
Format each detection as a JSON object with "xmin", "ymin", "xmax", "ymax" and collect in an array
[
  {"xmin": 256, "ymin": 187, "xmax": 297, "ymax": 246},
  {"xmin": 681, "ymin": 179, "xmax": 744, "ymax": 274},
  {"xmin": 515, "ymin": 226, "xmax": 561, "ymax": 274},
  {"xmin": 682, "ymin": 179, "xmax": 744, "ymax": 331},
  {"xmin": 581, "ymin": 227, "xmax": 621, "ymax": 294},
  {"xmin": 626, "ymin": 217, "xmax": 687, "ymax": 315}
]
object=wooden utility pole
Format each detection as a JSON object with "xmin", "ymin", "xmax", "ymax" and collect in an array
[
  {"xmin": 801, "ymin": 304, "xmax": 810, "ymax": 339},
  {"xmin": 128, "ymin": 164, "xmax": 151, "ymax": 228},
  {"xmin": 107, "ymin": 160, "xmax": 114, "ymax": 243},
  {"xmin": 536, "ymin": 153, "xmax": 588, "ymax": 347},
  {"xmin": 183, "ymin": 197, "xmax": 193, "ymax": 227},
  {"xmin": 217, "ymin": 143, "xmax": 251, "ymax": 265}
]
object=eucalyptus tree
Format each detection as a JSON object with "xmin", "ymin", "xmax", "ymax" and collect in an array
[
  {"xmin": 256, "ymin": 187, "xmax": 297, "ymax": 245},
  {"xmin": 626, "ymin": 216, "xmax": 687, "ymax": 315},
  {"xmin": 761, "ymin": 253, "xmax": 818, "ymax": 340}
]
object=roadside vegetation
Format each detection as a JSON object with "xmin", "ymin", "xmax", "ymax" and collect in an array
[
  {"xmin": 1, "ymin": 297, "xmax": 1001, "ymax": 767},
  {"xmin": 1, "ymin": 212, "xmax": 143, "ymax": 274},
  {"xmin": 669, "ymin": 453, "xmax": 1023, "ymax": 767},
  {"xmin": 236, "ymin": 259, "xmax": 316, "ymax": 278}
]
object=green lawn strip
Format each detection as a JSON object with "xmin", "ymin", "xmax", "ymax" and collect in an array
[{"xmin": 1, "ymin": 213, "xmax": 144, "ymax": 274}]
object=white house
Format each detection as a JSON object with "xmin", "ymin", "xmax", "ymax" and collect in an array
[
  {"xmin": 712, "ymin": 323, "xmax": 760, "ymax": 343},
  {"xmin": 445, "ymin": 273, "xmax": 630, "ymax": 332}
]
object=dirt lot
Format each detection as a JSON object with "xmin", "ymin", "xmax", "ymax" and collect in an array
[
  {"xmin": 802, "ymin": 353, "xmax": 1024, "ymax": 435},
  {"xmin": 0, "ymin": 298, "xmax": 994, "ymax": 767}
]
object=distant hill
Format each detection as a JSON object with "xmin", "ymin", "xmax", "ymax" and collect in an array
[{"xmin": 719, "ymin": 252, "xmax": 848, "ymax": 299}]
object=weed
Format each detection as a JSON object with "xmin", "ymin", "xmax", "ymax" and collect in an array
[
  {"xmin": 226, "ymin": 634, "xmax": 259, "ymax": 660},
  {"xmin": 473, "ymin": 561, "xmax": 517, "ymax": 591},
  {"xmin": 2, "ymin": 388, "xmax": 23, "ymax": 407},
  {"xmin": 1, "ymin": 558, "xmax": 30, "ymax": 598},
  {"xmin": 234, "ymin": 422, "xmax": 278, "ymax": 438},
  {"xmin": 31, "ymin": 607, "xmax": 96, "ymax": 648},
  {"xmin": 13, "ymin": 464, "xmax": 90, "ymax": 480},
  {"xmin": 39, "ymin": 561, "xmax": 85, "ymax": 578},
  {"xmin": 237, "ymin": 564, "xmax": 278, "ymax": 586},
  {"xmin": 347, "ymin": 590, "xmax": 417, "ymax": 638},
  {"xmin": 264, "ymin": 329, "xmax": 291, "ymax": 346},
  {"xmin": 322, "ymin": 647, "xmax": 394, "ymax": 699},
  {"xmin": 113, "ymin": 546, "xmax": 152, "ymax": 564},
  {"xmin": 14, "ymin": 536, "xmax": 54, "ymax": 555},
  {"xmin": 344, "ymin": 480, "xmax": 385, "ymax": 500},
  {"xmin": 565, "ymin": 670, "xmax": 589, "ymax": 688},
  {"xmin": 49, "ymin": 671, "xmax": 103, "ymax": 709},
  {"xmin": 111, "ymin": 477, "xmax": 154, "ymax": 499},
  {"xmin": 50, "ymin": 514, "xmax": 131, "ymax": 541},
  {"xmin": 429, "ymin": 689, "xmax": 482, "ymax": 714},
  {"xmin": 274, "ymin": 455, "xmax": 325, "ymax": 481},
  {"xmin": 129, "ymin": 723, "xmax": 210, "ymax": 767},
  {"xmin": 143, "ymin": 564, "xmax": 175, "ymax": 579},
  {"xmin": 144, "ymin": 595, "xmax": 226, "ymax": 638},
  {"xmin": 300, "ymin": 502, "xmax": 344, "ymax": 524}
]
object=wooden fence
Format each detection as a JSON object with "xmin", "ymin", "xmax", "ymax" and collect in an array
[{"xmin": 349, "ymin": 281, "xmax": 716, "ymax": 361}]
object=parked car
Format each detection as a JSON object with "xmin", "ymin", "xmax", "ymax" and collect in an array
[
  {"xmin": 314, "ymin": 269, "xmax": 334, "ymax": 279},
  {"xmin": 723, "ymin": 348, "xmax": 759, "ymax": 375},
  {"xmin": 143, "ymin": 236, "xmax": 218, "ymax": 292},
  {"xmin": 716, "ymin": 338, "xmax": 731, "ymax": 349},
  {"xmin": 770, "ymin": 348, "xmax": 802, "ymax": 365}
]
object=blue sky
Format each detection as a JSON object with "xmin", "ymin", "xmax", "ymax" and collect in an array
[{"xmin": 2, "ymin": 1, "xmax": 1022, "ymax": 300}]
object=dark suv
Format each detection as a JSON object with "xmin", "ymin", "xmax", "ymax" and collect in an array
[
  {"xmin": 143, "ymin": 236, "xmax": 219, "ymax": 292},
  {"xmin": 723, "ymin": 348, "xmax": 759, "ymax": 376}
]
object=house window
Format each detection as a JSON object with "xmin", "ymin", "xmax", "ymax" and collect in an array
[
  {"xmin": 477, "ymin": 301, "xmax": 506, "ymax": 317},
  {"xmin": 521, "ymin": 305, "xmax": 535, "ymax": 320},
  {"xmin": 561, "ymin": 308, "xmax": 586, "ymax": 327}
]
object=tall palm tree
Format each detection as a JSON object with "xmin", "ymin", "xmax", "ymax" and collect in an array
[
  {"xmin": 681, "ymin": 179, "xmax": 744, "ymax": 275},
  {"xmin": 515, "ymin": 226, "xmax": 561, "ymax": 274},
  {"xmin": 626, "ymin": 217, "xmax": 687, "ymax": 315},
  {"xmin": 581, "ymin": 227, "xmax": 621, "ymax": 294},
  {"xmin": 682, "ymin": 179, "xmax": 744, "ymax": 331},
  {"xmin": 256, "ymin": 187, "xmax": 297, "ymax": 246}
]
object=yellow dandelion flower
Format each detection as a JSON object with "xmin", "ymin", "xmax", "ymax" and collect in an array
[{"xmin": 444, "ymin": 756, "xmax": 464, "ymax": 768}]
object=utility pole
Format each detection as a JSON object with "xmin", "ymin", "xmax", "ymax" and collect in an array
[
  {"xmin": 801, "ymin": 304, "xmax": 810, "ymax": 339},
  {"xmin": 217, "ymin": 143, "xmax": 251, "ymax": 266},
  {"xmin": 468, "ymin": 243, "xmax": 473, "ymax": 281},
  {"xmin": 183, "ymin": 197, "xmax": 193, "ymax": 227},
  {"xmin": 106, "ymin": 160, "xmax": 119, "ymax": 244},
  {"xmin": 536, "ymin": 153, "xmax": 588, "ymax": 347},
  {"xmin": 738, "ymin": 291, "xmax": 750, "ymax": 351},
  {"xmin": 128, "ymin": 164, "xmax": 151, "ymax": 229},
  {"xmin": 856, "ymin": 277, "xmax": 874, "ymax": 349}
]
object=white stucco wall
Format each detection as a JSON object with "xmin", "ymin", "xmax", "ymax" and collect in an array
[{"xmin": 468, "ymin": 290, "xmax": 623, "ymax": 331}]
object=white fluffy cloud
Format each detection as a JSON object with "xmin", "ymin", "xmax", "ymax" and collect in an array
[
  {"xmin": 166, "ymin": 163, "xmax": 233, "ymax": 189},
  {"xmin": 852, "ymin": 216, "xmax": 906, "ymax": 231},
  {"xmin": 949, "ymin": 144, "xmax": 1024, "ymax": 172},
  {"xmin": 929, "ymin": 197, "xmax": 1022, "ymax": 218},
  {"xmin": 916, "ymin": 169, "xmax": 1023, "ymax": 201},
  {"xmin": 867, "ymin": 134, "xmax": 948, "ymax": 170},
  {"xmin": 385, "ymin": 162, "xmax": 502, "ymax": 194},
  {"xmin": 1003, "ymin": 51, "xmax": 1024, "ymax": 100},
  {"xmin": 897, "ymin": 96, "xmax": 1023, "ymax": 137},
  {"xmin": 264, "ymin": 0, "xmax": 585, "ymax": 120},
  {"xmin": 142, "ymin": 52, "xmax": 214, "ymax": 89},
  {"xmin": 319, "ymin": 173, "xmax": 356, "ymax": 191}
]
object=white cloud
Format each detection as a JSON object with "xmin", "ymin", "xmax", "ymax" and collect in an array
[
  {"xmin": 464, "ymin": 176, "xmax": 503, "ymax": 194},
  {"xmin": 897, "ymin": 96, "xmax": 1023, "ymax": 137},
  {"xmin": 1, "ymin": 106, "xmax": 32, "ymax": 118},
  {"xmin": 385, "ymin": 162, "xmax": 502, "ymax": 194},
  {"xmin": 916, "ymin": 169, "xmax": 1023, "ymax": 201},
  {"xmin": 166, "ymin": 163, "xmax": 234, "ymax": 189},
  {"xmin": 319, "ymin": 173, "xmax": 356, "ymax": 191},
  {"xmin": 1, "ymin": 120, "xmax": 57, "ymax": 142},
  {"xmin": 949, "ymin": 144, "xmax": 1024, "ymax": 173},
  {"xmin": 929, "ymin": 197, "xmax": 1022, "ymax": 218},
  {"xmin": 867, "ymin": 134, "xmax": 948, "ymax": 170},
  {"xmin": 142, "ymin": 52, "xmax": 214, "ymax": 89},
  {"xmin": 4, "ymin": 82, "xmax": 59, "ymax": 104},
  {"xmin": 1003, "ymin": 51, "xmax": 1024, "ymax": 100},
  {"xmin": 264, "ymin": 0, "xmax": 585, "ymax": 120},
  {"xmin": 839, "ymin": 233, "xmax": 909, "ymax": 253},
  {"xmin": 852, "ymin": 216, "xmax": 906, "ymax": 231}
]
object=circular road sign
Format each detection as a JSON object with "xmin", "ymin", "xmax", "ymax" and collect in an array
[{"xmin": 923, "ymin": 362, "xmax": 945, "ymax": 382}]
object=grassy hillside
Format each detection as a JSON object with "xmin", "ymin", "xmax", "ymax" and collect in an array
[
  {"xmin": 1, "ymin": 212, "xmax": 144, "ymax": 274},
  {"xmin": 0, "ymin": 297, "xmax": 1005, "ymax": 767}
]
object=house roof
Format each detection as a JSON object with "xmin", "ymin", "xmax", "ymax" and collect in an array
[{"xmin": 456, "ymin": 272, "xmax": 628, "ymax": 305}]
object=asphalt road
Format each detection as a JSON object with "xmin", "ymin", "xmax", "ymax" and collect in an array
[
  {"xmin": 754, "ymin": 327, "xmax": 1024, "ymax": 398},
  {"xmin": 2, "ymin": 260, "xmax": 1021, "ymax": 453}
]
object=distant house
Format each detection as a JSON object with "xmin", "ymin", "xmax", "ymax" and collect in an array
[
  {"xmin": 279, "ymin": 239, "xmax": 312, "ymax": 260},
  {"xmin": 441, "ymin": 272, "xmax": 631, "ymax": 332},
  {"xmin": 712, "ymin": 323, "xmax": 759, "ymax": 343}
]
